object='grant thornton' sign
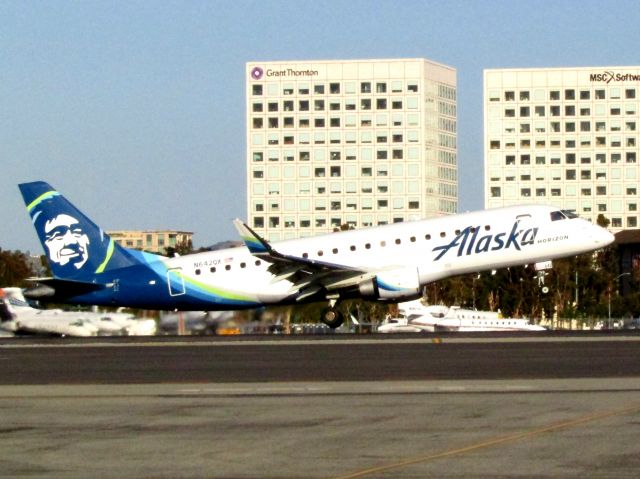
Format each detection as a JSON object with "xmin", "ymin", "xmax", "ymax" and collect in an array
[{"xmin": 250, "ymin": 66, "xmax": 319, "ymax": 80}]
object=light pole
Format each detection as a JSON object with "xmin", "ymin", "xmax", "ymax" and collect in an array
[{"xmin": 608, "ymin": 272, "xmax": 631, "ymax": 329}]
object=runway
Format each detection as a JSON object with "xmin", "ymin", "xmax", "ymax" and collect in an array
[
  {"xmin": 1, "ymin": 334, "xmax": 640, "ymax": 478},
  {"xmin": 1, "ymin": 334, "xmax": 640, "ymax": 384}
]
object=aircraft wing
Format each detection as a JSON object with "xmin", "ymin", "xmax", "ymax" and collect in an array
[{"xmin": 233, "ymin": 219, "xmax": 375, "ymax": 301}]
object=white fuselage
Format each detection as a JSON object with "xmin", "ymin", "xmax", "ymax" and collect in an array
[
  {"xmin": 382, "ymin": 301, "xmax": 546, "ymax": 332},
  {"xmin": 160, "ymin": 205, "xmax": 613, "ymax": 307}
]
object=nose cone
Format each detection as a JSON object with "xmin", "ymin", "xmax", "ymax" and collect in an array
[{"xmin": 594, "ymin": 226, "xmax": 615, "ymax": 246}]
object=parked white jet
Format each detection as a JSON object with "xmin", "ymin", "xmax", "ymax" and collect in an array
[
  {"xmin": 378, "ymin": 300, "xmax": 546, "ymax": 333},
  {"xmin": 0, "ymin": 288, "xmax": 155, "ymax": 336},
  {"xmin": 0, "ymin": 288, "xmax": 99, "ymax": 337},
  {"xmin": 19, "ymin": 181, "xmax": 614, "ymax": 328}
]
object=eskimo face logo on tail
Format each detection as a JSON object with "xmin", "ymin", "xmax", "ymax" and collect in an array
[
  {"xmin": 42, "ymin": 213, "xmax": 90, "ymax": 270},
  {"xmin": 432, "ymin": 222, "xmax": 538, "ymax": 261}
]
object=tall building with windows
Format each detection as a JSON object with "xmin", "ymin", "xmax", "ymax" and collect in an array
[
  {"xmin": 484, "ymin": 67, "xmax": 640, "ymax": 231},
  {"xmin": 246, "ymin": 58, "xmax": 457, "ymax": 241}
]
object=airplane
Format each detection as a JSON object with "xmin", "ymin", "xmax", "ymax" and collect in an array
[
  {"xmin": 0, "ymin": 287, "xmax": 99, "ymax": 337},
  {"xmin": 0, "ymin": 287, "xmax": 156, "ymax": 336},
  {"xmin": 378, "ymin": 299, "xmax": 546, "ymax": 333},
  {"xmin": 18, "ymin": 181, "xmax": 614, "ymax": 329}
]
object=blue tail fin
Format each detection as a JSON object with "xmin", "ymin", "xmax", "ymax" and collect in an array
[{"xmin": 19, "ymin": 181, "xmax": 140, "ymax": 280}]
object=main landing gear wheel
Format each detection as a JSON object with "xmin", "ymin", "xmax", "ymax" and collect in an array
[{"xmin": 321, "ymin": 307, "xmax": 344, "ymax": 329}]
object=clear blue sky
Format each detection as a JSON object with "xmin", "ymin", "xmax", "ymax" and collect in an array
[{"xmin": 2, "ymin": 0, "xmax": 639, "ymax": 253}]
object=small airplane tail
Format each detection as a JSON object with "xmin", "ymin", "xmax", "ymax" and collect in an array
[{"xmin": 19, "ymin": 181, "xmax": 144, "ymax": 281}]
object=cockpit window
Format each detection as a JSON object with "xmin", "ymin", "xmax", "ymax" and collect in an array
[
  {"xmin": 550, "ymin": 211, "xmax": 565, "ymax": 221},
  {"xmin": 550, "ymin": 210, "xmax": 579, "ymax": 221}
]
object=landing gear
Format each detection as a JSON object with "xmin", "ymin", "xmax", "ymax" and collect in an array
[{"xmin": 320, "ymin": 306, "xmax": 344, "ymax": 329}]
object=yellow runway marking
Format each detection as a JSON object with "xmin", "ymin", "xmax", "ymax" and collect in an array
[{"xmin": 332, "ymin": 403, "xmax": 640, "ymax": 479}]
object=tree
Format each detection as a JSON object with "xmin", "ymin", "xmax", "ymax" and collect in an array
[
  {"xmin": 165, "ymin": 239, "xmax": 194, "ymax": 257},
  {"xmin": 0, "ymin": 248, "xmax": 34, "ymax": 287}
]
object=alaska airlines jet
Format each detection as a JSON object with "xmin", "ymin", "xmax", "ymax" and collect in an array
[{"xmin": 18, "ymin": 181, "xmax": 614, "ymax": 328}]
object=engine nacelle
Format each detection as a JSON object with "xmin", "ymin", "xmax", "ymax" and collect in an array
[{"xmin": 358, "ymin": 267, "xmax": 421, "ymax": 301}]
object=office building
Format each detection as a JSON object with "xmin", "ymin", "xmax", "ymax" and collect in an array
[
  {"xmin": 109, "ymin": 230, "xmax": 193, "ymax": 254},
  {"xmin": 246, "ymin": 58, "xmax": 457, "ymax": 241},
  {"xmin": 485, "ymin": 67, "xmax": 640, "ymax": 231}
]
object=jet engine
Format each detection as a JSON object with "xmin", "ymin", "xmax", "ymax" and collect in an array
[{"xmin": 358, "ymin": 267, "xmax": 421, "ymax": 301}]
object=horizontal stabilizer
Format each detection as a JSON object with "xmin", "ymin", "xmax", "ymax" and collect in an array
[{"xmin": 23, "ymin": 278, "xmax": 105, "ymax": 301}]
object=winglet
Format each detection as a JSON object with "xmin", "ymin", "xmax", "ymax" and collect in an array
[{"xmin": 233, "ymin": 219, "xmax": 272, "ymax": 255}]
